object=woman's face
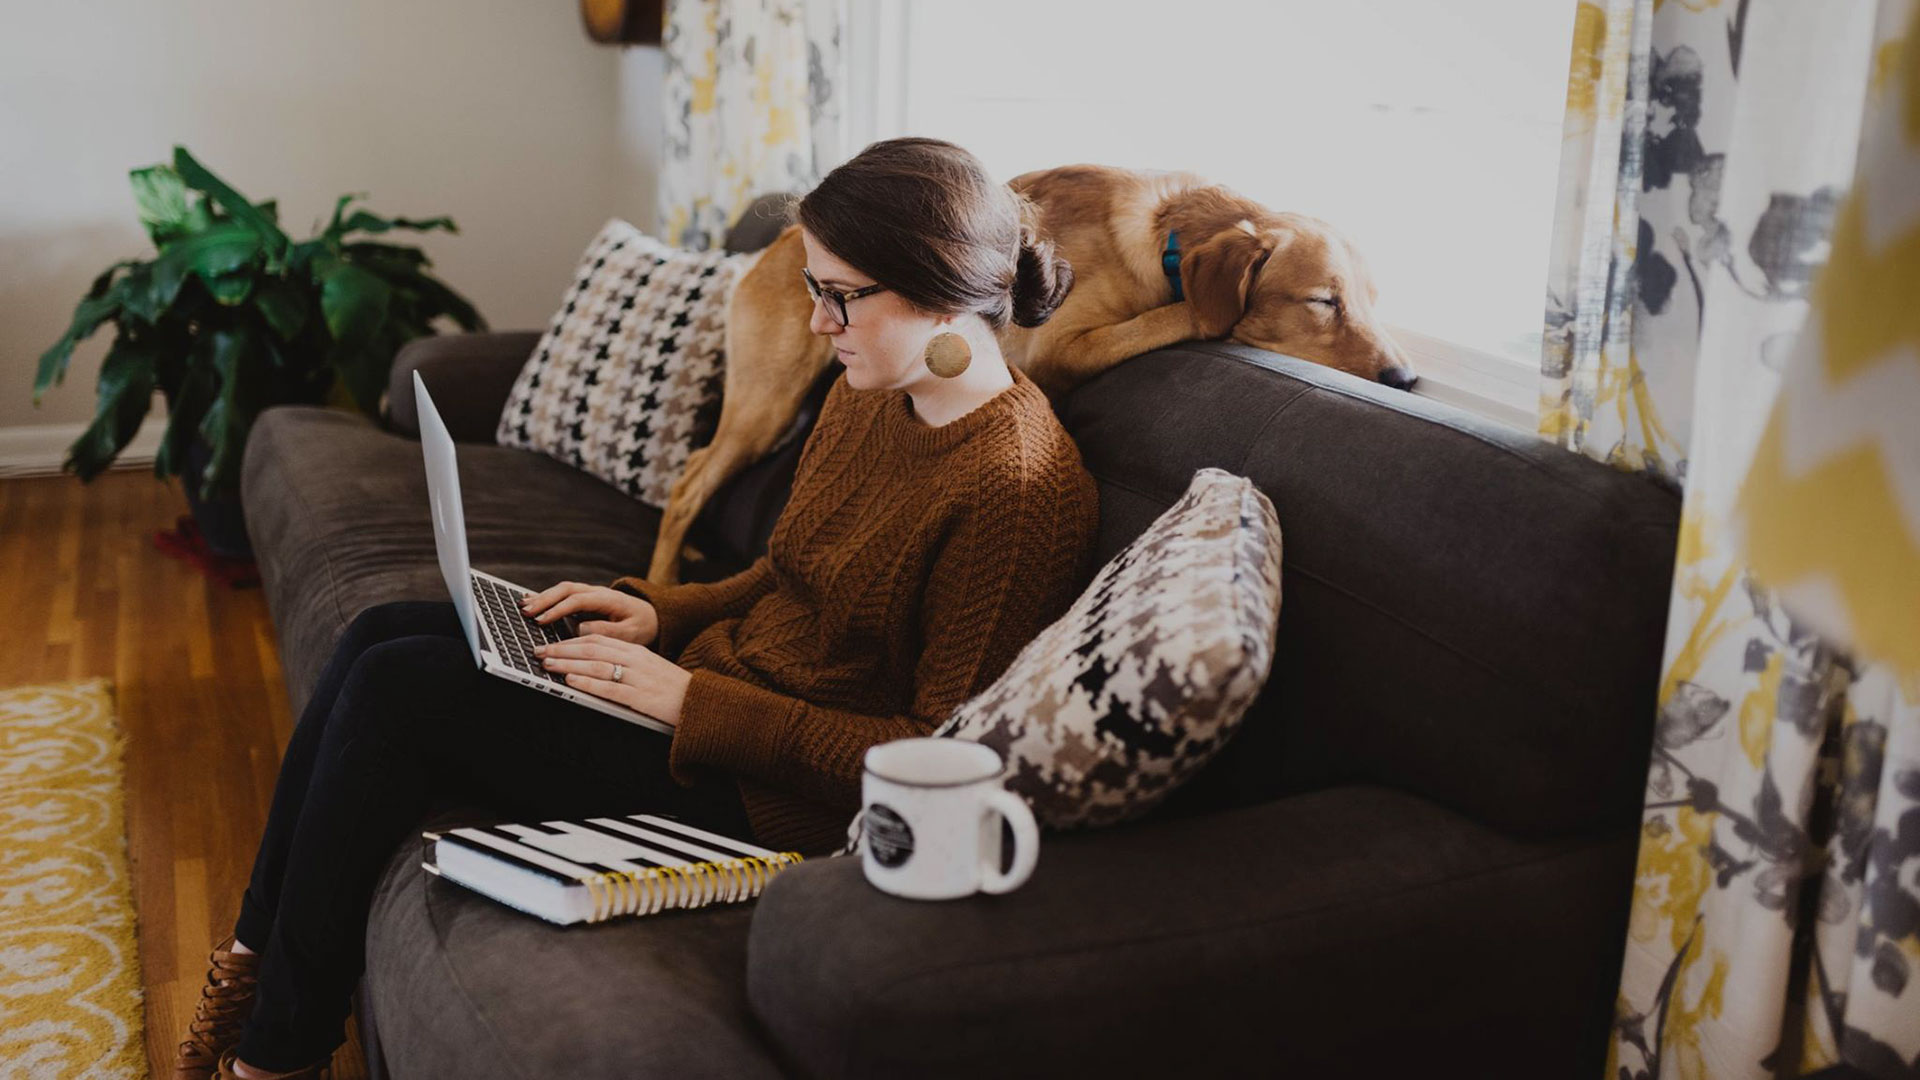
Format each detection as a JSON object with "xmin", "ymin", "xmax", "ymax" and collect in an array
[{"xmin": 801, "ymin": 229, "xmax": 948, "ymax": 392}]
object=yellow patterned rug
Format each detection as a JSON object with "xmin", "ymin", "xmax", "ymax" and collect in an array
[{"xmin": 0, "ymin": 679, "xmax": 146, "ymax": 1078}]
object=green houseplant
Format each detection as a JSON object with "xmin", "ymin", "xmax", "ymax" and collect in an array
[{"xmin": 32, "ymin": 146, "xmax": 485, "ymax": 556}]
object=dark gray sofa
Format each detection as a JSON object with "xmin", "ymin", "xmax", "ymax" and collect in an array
[{"xmin": 240, "ymin": 216, "xmax": 1681, "ymax": 1078}]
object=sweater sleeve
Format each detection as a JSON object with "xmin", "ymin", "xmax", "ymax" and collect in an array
[
  {"xmin": 664, "ymin": 452, "xmax": 1097, "ymax": 807},
  {"xmin": 609, "ymin": 556, "xmax": 776, "ymax": 659}
]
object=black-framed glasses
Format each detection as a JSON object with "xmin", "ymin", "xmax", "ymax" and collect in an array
[{"xmin": 801, "ymin": 266, "xmax": 887, "ymax": 328}]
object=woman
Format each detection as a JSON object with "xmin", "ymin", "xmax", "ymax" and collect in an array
[{"xmin": 174, "ymin": 136, "xmax": 1101, "ymax": 1080}]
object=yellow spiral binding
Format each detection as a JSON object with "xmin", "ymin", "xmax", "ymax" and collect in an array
[{"xmin": 573, "ymin": 852, "xmax": 808, "ymax": 923}]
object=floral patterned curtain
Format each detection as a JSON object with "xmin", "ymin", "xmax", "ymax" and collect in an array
[
  {"xmin": 1542, "ymin": 1, "xmax": 1920, "ymax": 1076},
  {"xmin": 658, "ymin": 0, "xmax": 847, "ymax": 251}
]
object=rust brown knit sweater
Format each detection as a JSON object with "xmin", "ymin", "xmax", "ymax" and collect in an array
[{"xmin": 611, "ymin": 364, "xmax": 1098, "ymax": 855}]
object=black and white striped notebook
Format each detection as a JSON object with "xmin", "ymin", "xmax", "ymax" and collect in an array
[{"xmin": 422, "ymin": 815, "xmax": 805, "ymax": 926}]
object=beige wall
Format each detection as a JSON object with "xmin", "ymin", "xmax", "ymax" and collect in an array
[{"xmin": 0, "ymin": 0, "xmax": 662, "ymax": 434}]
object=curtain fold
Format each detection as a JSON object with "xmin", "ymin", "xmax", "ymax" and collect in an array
[
  {"xmin": 659, "ymin": 0, "xmax": 848, "ymax": 250},
  {"xmin": 1542, "ymin": 1, "xmax": 1920, "ymax": 1075}
]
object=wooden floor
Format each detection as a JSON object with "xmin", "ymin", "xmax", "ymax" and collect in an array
[{"xmin": 0, "ymin": 469, "xmax": 368, "ymax": 1079}]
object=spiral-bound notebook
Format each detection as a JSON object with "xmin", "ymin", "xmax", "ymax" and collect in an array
[{"xmin": 422, "ymin": 814, "xmax": 804, "ymax": 926}]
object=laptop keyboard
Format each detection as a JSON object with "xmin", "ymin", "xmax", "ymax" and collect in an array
[{"xmin": 472, "ymin": 576, "xmax": 570, "ymax": 683}]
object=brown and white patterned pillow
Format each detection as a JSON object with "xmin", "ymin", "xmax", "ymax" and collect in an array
[
  {"xmin": 842, "ymin": 468, "xmax": 1283, "ymax": 853},
  {"xmin": 496, "ymin": 219, "xmax": 756, "ymax": 508}
]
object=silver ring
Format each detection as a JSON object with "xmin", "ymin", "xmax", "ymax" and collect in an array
[{"xmin": 610, "ymin": 664, "xmax": 624, "ymax": 683}]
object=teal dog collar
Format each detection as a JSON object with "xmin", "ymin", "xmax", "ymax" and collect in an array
[{"xmin": 1162, "ymin": 230, "xmax": 1183, "ymax": 301}]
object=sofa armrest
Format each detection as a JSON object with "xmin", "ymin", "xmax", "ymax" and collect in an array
[
  {"xmin": 746, "ymin": 786, "xmax": 1635, "ymax": 1078},
  {"xmin": 384, "ymin": 331, "xmax": 542, "ymax": 441}
]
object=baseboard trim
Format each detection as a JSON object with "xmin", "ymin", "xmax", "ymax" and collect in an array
[{"xmin": 0, "ymin": 417, "xmax": 167, "ymax": 479}]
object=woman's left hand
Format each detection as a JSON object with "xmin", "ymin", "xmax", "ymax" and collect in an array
[{"xmin": 533, "ymin": 634, "xmax": 691, "ymax": 729}]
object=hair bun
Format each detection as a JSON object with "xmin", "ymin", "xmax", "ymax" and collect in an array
[{"xmin": 1010, "ymin": 228, "xmax": 1074, "ymax": 328}]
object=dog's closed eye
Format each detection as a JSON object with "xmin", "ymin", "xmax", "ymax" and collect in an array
[{"xmin": 1303, "ymin": 295, "xmax": 1342, "ymax": 314}]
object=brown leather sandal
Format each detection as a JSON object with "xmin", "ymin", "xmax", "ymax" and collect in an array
[
  {"xmin": 213, "ymin": 1053, "xmax": 332, "ymax": 1076},
  {"xmin": 212, "ymin": 1050, "xmax": 330, "ymax": 1080},
  {"xmin": 172, "ymin": 935, "xmax": 259, "ymax": 1080}
]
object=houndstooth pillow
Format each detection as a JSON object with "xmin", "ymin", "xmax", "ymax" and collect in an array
[
  {"xmin": 840, "ymin": 468, "xmax": 1282, "ymax": 852},
  {"xmin": 496, "ymin": 219, "xmax": 755, "ymax": 508}
]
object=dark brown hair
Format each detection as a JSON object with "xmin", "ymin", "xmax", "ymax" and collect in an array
[{"xmin": 791, "ymin": 137, "xmax": 1073, "ymax": 330}]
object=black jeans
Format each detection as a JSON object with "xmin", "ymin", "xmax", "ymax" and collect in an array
[{"xmin": 230, "ymin": 600, "xmax": 751, "ymax": 1071}]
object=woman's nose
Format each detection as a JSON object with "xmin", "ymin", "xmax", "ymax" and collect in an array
[{"xmin": 808, "ymin": 298, "xmax": 841, "ymax": 337}]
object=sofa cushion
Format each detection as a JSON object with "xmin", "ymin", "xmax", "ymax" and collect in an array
[
  {"xmin": 496, "ymin": 219, "xmax": 753, "ymax": 509},
  {"xmin": 752, "ymin": 785, "xmax": 1634, "ymax": 1079},
  {"xmin": 366, "ymin": 835, "xmax": 787, "ymax": 1080},
  {"xmin": 242, "ymin": 406, "xmax": 743, "ymax": 716},
  {"xmin": 1059, "ymin": 342, "xmax": 1682, "ymax": 839},
  {"xmin": 927, "ymin": 467, "xmax": 1282, "ymax": 830}
]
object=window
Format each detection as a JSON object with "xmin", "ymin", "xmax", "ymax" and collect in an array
[{"xmin": 845, "ymin": 0, "xmax": 1576, "ymax": 429}]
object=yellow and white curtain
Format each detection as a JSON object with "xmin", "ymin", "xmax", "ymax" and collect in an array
[
  {"xmin": 659, "ymin": 0, "xmax": 848, "ymax": 251},
  {"xmin": 1543, "ymin": 1, "xmax": 1920, "ymax": 1076}
]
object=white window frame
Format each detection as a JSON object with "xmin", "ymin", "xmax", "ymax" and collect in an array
[{"xmin": 842, "ymin": 0, "xmax": 1541, "ymax": 435}]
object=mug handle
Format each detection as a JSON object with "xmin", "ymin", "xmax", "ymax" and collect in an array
[{"xmin": 979, "ymin": 789, "xmax": 1039, "ymax": 894}]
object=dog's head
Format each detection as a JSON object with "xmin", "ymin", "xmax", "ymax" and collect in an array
[{"xmin": 1183, "ymin": 215, "xmax": 1416, "ymax": 390}]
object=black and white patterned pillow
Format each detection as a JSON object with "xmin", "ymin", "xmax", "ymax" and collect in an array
[
  {"xmin": 496, "ymin": 219, "xmax": 756, "ymax": 508},
  {"xmin": 841, "ymin": 469, "xmax": 1283, "ymax": 853}
]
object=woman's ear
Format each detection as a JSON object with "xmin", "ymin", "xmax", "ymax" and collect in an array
[{"xmin": 1182, "ymin": 220, "xmax": 1278, "ymax": 339}]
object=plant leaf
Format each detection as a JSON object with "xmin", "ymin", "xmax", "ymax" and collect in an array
[
  {"xmin": 204, "ymin": 269, "xmax": 255, "ymax": 306},
  {"xmin": 325, "ymin": 192, "xmax": 366, "ymax": 240},
  {"xmin": 343, "ymin": 241, "xmax": 432, "ymax": 270},
  {"xmin": 171, "ymin": 146, "xmax": 290, "ymax": 266},
  {"xmin": 87, "ymin": 259, "xmax": 140, "ymax": 299},
  {"xmin": 253, "ymin": 276, "xmax": 309, "ymax": 340},
  {"xmin": 153, "ymin": 347, "xmax": 217, "ymax": 480},
  {"xmin": 328, "ymin": 337, "xmax": 391, "ymax": 416},
  {"xmin": 338, "ymin": 209, "xmax": 458, "ymax": 236},
  {"xmin": 130, "ymin": 165, "xmax": 194, "ymax": 245},
  {"xmin": 119, "ymin": 262, "xmax": 178, "ymax": 325},
  {"xmin": 184, "ymin": 199, "xmax": 216, "ymax": 234},
  {"xmin": 64, "ymin": 337, "xmax": 159, "ymax": 481},
  {"xmin": 286, "ymin": 238, "xmax": 325, "ymax": 276},
  {"xmin": 403, "ymin": 272, "xmax": 486, "ymax": 332},
  {"xmin": 318, "ymin": 260, "xmax": 392, "ymax": 347},
  {"xmin": 191, "ymin": 323, "xmax": 263, "ymax": 497},
  {"xmin": 151, "ymin": 221, "xmax": 261, "ymax": 308},
  {"xmin": 34, "ymin": 287, "xmax": 126, "ymax": 402}
]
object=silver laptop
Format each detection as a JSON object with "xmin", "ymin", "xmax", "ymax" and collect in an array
[{"xmin": 414, "ymin": 370, "xmax": 672, "ymax": 735}]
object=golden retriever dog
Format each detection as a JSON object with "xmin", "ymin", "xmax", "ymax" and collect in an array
[{"xmin": 644, "ymin": 164, "xmax": 1414, "ymax": 583}]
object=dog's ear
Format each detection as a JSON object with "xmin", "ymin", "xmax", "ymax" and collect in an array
[{"xmin": 1183, "ymin": 220, "xmax": 1277, "ymax": 339}]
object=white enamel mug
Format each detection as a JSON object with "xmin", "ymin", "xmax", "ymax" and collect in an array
[{"xmin": 858, "ymin": 738, "xmax": 1040, "ymax": 900}]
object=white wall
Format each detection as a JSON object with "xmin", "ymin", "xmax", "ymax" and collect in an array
[{"xmin": 0, "ymin": 0, "xmax": 662, "ymax": 443}]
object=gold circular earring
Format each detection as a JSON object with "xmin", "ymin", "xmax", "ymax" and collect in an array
[{"xmin": 922, "ymin": 331, "xmax": 972, "ymax": 378}]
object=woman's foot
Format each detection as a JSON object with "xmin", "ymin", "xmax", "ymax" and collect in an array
[
  {"xmin": 214, "ymin": 1050, "xmax": 330, "ymax": 1079},
  {"xmin": 171, "ymin": 935, "xmax": 259, "ymax": 1080}
]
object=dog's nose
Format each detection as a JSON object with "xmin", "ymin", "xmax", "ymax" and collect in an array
[{"xmin": 1377, "ymin": 366, "xmax": 1418, "ymax": 391}]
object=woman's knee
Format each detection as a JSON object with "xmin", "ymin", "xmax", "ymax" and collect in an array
[
  {"xmin": 328, "ymin": 636, "xmax": 477, "ymax": 746},
  {"xmin": 337, "ymin": 601, "xmax": 462, "ymax": 661}
]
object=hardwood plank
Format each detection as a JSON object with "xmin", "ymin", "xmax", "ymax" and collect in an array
[{"xmin": 2, "ymin": 470, "xmax": 369, "ymax": 1080}]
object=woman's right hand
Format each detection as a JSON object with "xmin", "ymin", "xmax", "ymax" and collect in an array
[{"xmin": 521, "ymin": 582, "xmax": 659, "ymax": 647}]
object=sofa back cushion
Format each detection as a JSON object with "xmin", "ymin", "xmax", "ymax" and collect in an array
[
  {"xmin": 496, "ymin": 220, "xmax": 752, "ymax": 508},
  {"xmin": 1058, "ymin": 342, "xmax": 1681, "ymax": 839}
]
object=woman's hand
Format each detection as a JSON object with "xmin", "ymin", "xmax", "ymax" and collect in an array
[
  {"xmin": 521, "ymin": 582, "xmax": 659, "ymax": 647},
  {"xmin": 533, "ymin": 634, "xmax": 691, "ymax": 728}
]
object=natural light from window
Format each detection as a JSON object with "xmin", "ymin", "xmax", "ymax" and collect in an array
[{"xmin": 891, "ymin": 0, "xmax": 1578, "ymax": 371}]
